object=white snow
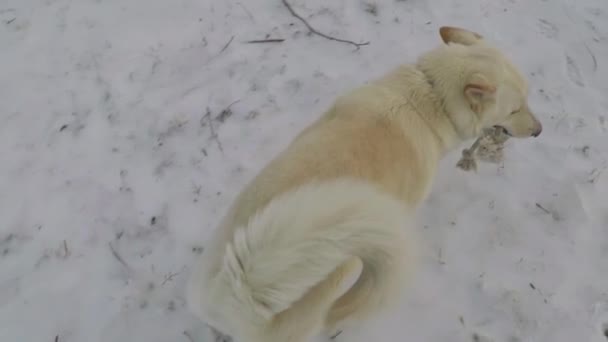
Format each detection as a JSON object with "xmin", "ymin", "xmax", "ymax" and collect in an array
[{"xmin": 1, "ymin": 0, "xmax": 608, "ymax": 341}]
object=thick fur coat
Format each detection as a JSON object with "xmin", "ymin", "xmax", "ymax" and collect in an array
[{"xmin": 187, "ymin": 27, "xmax": 542, "ymax": 342}]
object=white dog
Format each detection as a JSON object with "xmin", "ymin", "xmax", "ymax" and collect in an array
[{"xmin": 187, "ymin": 26, "xmax": 542, "ymax": 342}]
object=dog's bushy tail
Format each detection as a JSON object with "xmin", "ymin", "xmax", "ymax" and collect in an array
[{"xmin": 207, "ymin": 179, "xmax": 414, "ymax": 332}]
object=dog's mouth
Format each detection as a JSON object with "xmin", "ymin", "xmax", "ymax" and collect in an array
[{"xmin": 493, "ymin": 125, "xmax": 512, "ymax": 137}]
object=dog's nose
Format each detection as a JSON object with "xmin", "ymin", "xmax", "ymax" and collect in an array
[{"xmin": 532, "ymin": 126, "xmax": 542, "ymax": 137}]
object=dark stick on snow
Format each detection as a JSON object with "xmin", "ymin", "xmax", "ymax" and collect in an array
[
  {"xmin": 108, "ymin": 242, "xmax": 131, "ymax": 270},
  {"xmin": 182, "ymin": 331, "xmax": 195, "ymax": 342},
  {"xmin": 219, "ymin": 36, "xmax": 235, "ymax": 54},
  {"xmin": 281, "ymin": 0, "xmax": 369, "ymax": 50},
  {"xmin": 245, "ymin": 39, "xmax": 286, "ymax": 44},
  {"xmin": 584, "ymin": 43, "xmax": 598, "ymax": 71},
  {"xmin": 215, "ymin": 99, "xmax": 240, "ymax": 123},
  {"xmin": 204, "ymin": 108, "xmax": 224, "ymax": 153},
  {"xmin": 535, "ymin": 203, "xmax": 551, "ymax": 215}
]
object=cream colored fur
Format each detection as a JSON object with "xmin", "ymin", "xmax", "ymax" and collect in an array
[{"xmin": 187, "ymin": 27, "xmax": 542, "ymax": 342}]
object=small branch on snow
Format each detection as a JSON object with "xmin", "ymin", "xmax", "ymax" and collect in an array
[
  {"xmin": 535, "ymin": 202, "xmax": 561, "ymax": 221},
  {"xmin": 183, "ymin": 331, "xmax": 195, "ymax": 342},
  {"xmin": 535, "ymin": 203, "xmax": 551, "ymax": 215},
  {"xmin": 281, "ymin": 0, "xmax": 369, "ymax": 50},
  {"xmin": 61, "ymin": 240, "xmax": 70, "ymax": 258},
  {"xmin": 200, "ymin": 101, "xmax": 240, "ymax": 153},
  {"xmin": 215, "ymin": 100, "xmax": 240, "ymax": 123},
  {"xmin": 584, "ymin": 43, "xmax": 598, "ymax": 71},
  {"xmin": 202, "ymin": 108, "xmax": 224, "ymax": 153},
  {"xmin": 162, "ymin": 267, "xmax": 186, "ymax": 286},
  {"xmin": 219, "ymin": 35, "xmax": 235, "ymax": 54},
  {"xmin": 437, "ymin": 247, "xmax": 446, "ymax": 265},
  {"xmin": 588, "ymin": 165, "xmax": 606, "ymax": 184},
  {"xmin": 330, "ymin": 330, "xmax": 343, "ymax": 339},
  {"xmin": 108, "ymin": 242, "xmax": 131, "ymax": 270},
  {"xmin": 245, "ymin": 38, "xmax": 285, "ymax": 44}
]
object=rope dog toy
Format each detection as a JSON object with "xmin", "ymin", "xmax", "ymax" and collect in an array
[{"xmin": 456, "ymin": 126, "xmax": 510, "ymax": 172}]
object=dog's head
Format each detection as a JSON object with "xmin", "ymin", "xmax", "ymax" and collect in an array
[{"xmin": 420, "ymin": 26, "xmax": 542, "ymax": 140}]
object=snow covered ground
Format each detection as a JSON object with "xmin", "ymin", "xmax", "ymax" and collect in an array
[{"xmin": 1, "ymin": 0, "xmax": 608, "ymax": 341}]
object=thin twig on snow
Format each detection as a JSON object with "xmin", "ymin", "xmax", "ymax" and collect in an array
[
  {"xmin": 281, "ymin": 0, "xmax": 369, "ymax": 50},
  {"xmin": 584, "ymin": 43, "xmax": 598, "ymax": 71},
  {"xmin": 108, "ymin": 242, "xmax": 131, "ymax": 270},
  {"xmin": 219, "ymin": 35, "xmax": 235, "ymax": 54},
  {"xmin": 183, "ymin": 331, "xmax": 195, "ymax": 342},
  {"xmin": 535, "ymin": 203, "xmax": 551, "ymax": 215},
  {"xmin": 203, "ymin": 108, "xmax": 224, "ymax": 153},
  {"xmin": 245, "ymin": 39, "xmax": 286, "ymax": 44},
  {"xmin": 61, "ymin": 240, "xmax": 69, "ymax": 258},
  {"xmin": 215, "ymin": 100, "xmax": 240, "ymax": 123}
]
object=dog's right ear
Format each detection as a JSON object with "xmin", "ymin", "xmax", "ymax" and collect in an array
[
  {"xmin": 464, "ymin": 73, "xmax": 496, "ymax": 113},
  {"xmin": 439, "ymin": 26, "xmax": 483, "ymax": 46}
]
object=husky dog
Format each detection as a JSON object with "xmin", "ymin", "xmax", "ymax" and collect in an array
[{"xmin": 187, "ymin": 26, "xmax": 542, "ymax": 342}]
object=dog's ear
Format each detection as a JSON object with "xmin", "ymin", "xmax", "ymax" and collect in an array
[
  {"xmin": 440, "ymin": 26, "xmax": 483, "ymax": 46},
  {"xmin": 464, "ymin": 73, "xmax": 496, "ymax": 113}
]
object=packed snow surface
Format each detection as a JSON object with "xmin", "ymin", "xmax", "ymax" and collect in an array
[{"xmin": 1, "ymin": 0, "xmax": 608, "ymax": 341}]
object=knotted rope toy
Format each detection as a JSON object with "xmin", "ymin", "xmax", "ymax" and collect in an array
[{"xmin": 456, "ymin": 126, "xmax": 510, "ymax": 172}]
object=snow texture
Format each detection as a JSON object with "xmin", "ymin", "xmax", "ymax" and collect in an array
[{"xmin": 1, "ymin": 0, "xmax": 608, "ymax": 341}]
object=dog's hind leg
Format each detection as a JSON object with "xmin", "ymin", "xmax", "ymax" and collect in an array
[
  {"xmin": 324, "ymin": 257, "xmax": 407, "ymax": 338},
  {"xmin": 260, "ymin": 257, "xmax": 363, "ymax": 342}
]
